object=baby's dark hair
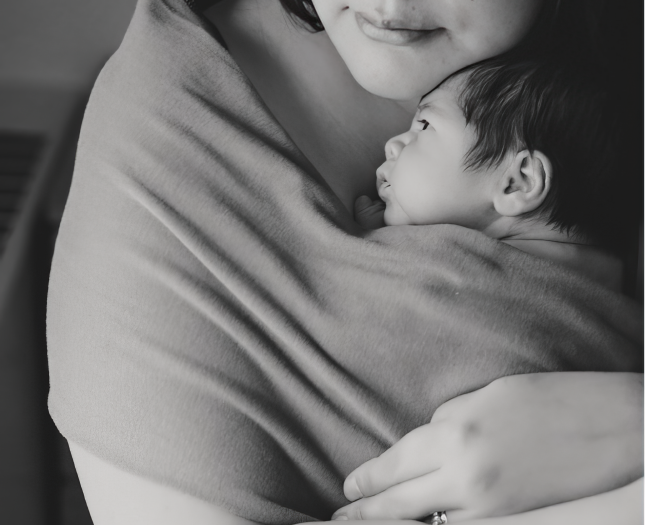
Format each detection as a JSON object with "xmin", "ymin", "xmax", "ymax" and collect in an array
[{"xmin": 450, "ymin": 56, "xmax": 622, "ymax": 248}]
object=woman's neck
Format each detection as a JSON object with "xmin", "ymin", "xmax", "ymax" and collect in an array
[{"xmin": 204, "ymin": 0, "xmax": 414, "ymax": 211}]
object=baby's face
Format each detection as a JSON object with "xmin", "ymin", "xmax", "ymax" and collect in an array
[{"xmin": 376, "ymin": 83, "xmax": 495, "ymax": 228}]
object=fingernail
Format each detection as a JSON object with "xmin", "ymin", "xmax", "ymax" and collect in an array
[{"xmin": 345, "ymin": 477, "xmax": 363, "ymax": 501}]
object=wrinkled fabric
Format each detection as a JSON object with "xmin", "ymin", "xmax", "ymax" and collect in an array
[{"xmin": 47, "ymin": 1, "xmax": 643, "ymax": 523}]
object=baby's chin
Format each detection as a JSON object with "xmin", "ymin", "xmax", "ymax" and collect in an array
[{"xmin": 383, "ymin": 206, "xmax": 414, "ymax": 226}]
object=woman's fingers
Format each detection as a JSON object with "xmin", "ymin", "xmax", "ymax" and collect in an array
[
  {"xmin": 333, "ymin": 470, "xmax": 459, "ymax": 521},
  {"xmin": 344, "ymin": 423, "xmax": 446, "ymax": 501}
]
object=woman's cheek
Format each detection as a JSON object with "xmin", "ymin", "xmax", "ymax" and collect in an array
[{"xmin": 450, "ymin": 0, "xmax": 543, "ymax": 58}]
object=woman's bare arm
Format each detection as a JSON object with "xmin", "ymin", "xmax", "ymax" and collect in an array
[
  {"xmin": 70, "ymin": 435, "xmax": 643, "ymax": 525},
  {"xmin": 309, "ymin": 478, "xmax": 644, "ymax": 525},
  {"xmin": 458, "ymin": 478, "xmax": 644, "ymax": 525},
  {"xmin": 70, "ymin": 373, "xmax": 643, "ymax": 524},
  {"xmin": 69, "ymin": 441, "xmax": 258, "ymax": 525},
  {"xmin": 333, "ymin": 372, "xmax": 643, "ymax": 521}
]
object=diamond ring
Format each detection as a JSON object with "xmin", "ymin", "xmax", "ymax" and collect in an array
[{"xmin": 428, "ymin": 511, "xmax": 448, "ymax": 524}]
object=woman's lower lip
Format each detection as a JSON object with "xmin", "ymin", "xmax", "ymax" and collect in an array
[{"xmin": 355, "ymin": 13, "xmax": 437, "ymax": 46}]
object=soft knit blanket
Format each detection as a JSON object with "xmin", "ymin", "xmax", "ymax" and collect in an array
[{"xmin": 47, "ymin": 1, "xmax": 643, "ymax": 523}]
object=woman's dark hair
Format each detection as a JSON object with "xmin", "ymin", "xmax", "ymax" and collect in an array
[{"xmin": 278, "ymin": 0, "xmax": 323, "ymax": 32}]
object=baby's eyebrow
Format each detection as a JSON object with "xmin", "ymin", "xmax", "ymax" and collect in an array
[
  {"xmin": 417, "ymin": 98, "xmax": 453, "ymax": 119},
  {"xmin": 417, "ymin": 101, "xmax": 440, "ymax": 116}
]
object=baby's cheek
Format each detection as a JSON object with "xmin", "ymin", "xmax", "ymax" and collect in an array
[{"xmin": 393, "ymin": 173, "xmax": 434, "ymax": 219}]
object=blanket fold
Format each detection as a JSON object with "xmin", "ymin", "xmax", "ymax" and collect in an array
[{"xmin": 47, "ymin": 0, "xmax": 643, "ymax": 523}]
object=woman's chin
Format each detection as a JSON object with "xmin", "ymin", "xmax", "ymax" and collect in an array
[
  {"xmin": 357, "ymin": 76, "xmax": 423, "ymax": 102},
  {"xmin": 347, "ymin": 62, "xmax": 438, "ymax": 102}
]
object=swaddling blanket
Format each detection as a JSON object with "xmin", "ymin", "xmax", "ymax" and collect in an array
[{"xmin": 47, "ymin": 0, "xmax": 643, "ymax": 523}]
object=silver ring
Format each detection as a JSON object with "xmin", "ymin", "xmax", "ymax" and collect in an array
[{"xmin": 428, "ymin": 511, "xmax": 448, "ymax": 524}]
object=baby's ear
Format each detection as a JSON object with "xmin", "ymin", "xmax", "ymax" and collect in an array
[{"xmin": 493, "ymin": 150, "xmax": 552, "ymax": 217}]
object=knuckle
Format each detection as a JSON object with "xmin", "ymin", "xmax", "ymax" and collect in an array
[
  {"xmin": 462, "ymin": 462, "xmax": 505, "ymax": 505},
  {"xmin": 443, "ymin": 405, "xmax": 485, "ymax": 445},
  {"xmin": 443, "ymin": 418, "xmax": 468, "ymax": 448},
  {"xmin": 473, "ymin": 464, "xmax": 502, "ymax": 495},
  {"xmin": 458, "ymin": 419, "xmax": 482, "ymax": 445}
]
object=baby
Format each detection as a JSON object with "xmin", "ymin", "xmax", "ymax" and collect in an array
[{"xmin": 355, "ymin": 56, "xmax": 624, "ymax": 291}]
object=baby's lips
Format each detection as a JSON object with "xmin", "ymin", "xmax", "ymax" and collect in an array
[{"xmin": 377, "ymin": 181, "xmax": 391, "ymax": 201}]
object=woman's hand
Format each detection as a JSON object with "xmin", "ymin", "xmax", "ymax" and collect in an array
[
  {"xmin": 354, "ymin": 196, "xmax": 385, "ymax": 230},
  {"xmin": 332, "ymin": 372, "xmax": 643, "ymax": 522},
  {"xmin": 315, "ymin": 478, "xmax": 644, "ymax": 525}
]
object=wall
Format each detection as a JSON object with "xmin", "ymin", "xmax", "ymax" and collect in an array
[
  {"xmin": 0, "ymin": 3, "xmax": 138, "ymax": 523},
  {"xmin": 0, "ymin": 0, "xmax": 138, "ymax": 90}
]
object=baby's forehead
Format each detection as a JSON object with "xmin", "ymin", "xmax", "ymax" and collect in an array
[{"xmin": 417, "ymin": 79, "xmax": 465, "ymax": 118}]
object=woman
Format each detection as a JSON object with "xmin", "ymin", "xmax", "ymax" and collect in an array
[{"xmin": 47, "ymin": 0, "xmax": 643, "ymax": 524}]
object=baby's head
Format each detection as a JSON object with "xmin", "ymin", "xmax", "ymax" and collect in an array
[{"xmin": 377, "ymin": 56, "xmax": 618, "ymax": 246}]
